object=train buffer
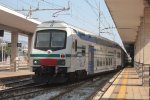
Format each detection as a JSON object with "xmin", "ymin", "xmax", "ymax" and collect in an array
[{"xmin": 100, "ymin": 67, "xmax": 149, "ymax": 100}]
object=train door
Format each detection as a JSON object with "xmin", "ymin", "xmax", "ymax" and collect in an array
[
  {"xmin": 114, "ymin": 50, "xmax": 117, "ymax": 68},
  {"xmin": 88, "ymin": 45, "xmax": 94, "ymax": 74}
]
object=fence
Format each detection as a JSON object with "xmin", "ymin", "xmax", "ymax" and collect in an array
[{"xmin": 0, "ymin": 56, "xmax": 29, "ymax": 71}]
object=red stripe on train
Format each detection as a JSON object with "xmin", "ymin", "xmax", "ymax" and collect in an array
[{"xmin": 40, "ymin": 59, "xmax": 58, "ymax": 66}]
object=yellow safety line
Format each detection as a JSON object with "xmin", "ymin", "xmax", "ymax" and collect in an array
[{"xmin": 117, "ymin": 69, "xmax": 128, "ymax": 99}]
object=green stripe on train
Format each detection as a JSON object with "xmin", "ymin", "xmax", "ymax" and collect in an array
[{"xmin": 30, "ymin": 54, "xmax": 71, "ymax": 57}]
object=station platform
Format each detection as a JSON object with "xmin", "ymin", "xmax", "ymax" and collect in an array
[
  {"xmin": 0, "ymin": 70, "xmax": 34, "ymax": 79},
  {"xmin": 102, "ymin": 67, "xmax": 149, "ymax": 100}
]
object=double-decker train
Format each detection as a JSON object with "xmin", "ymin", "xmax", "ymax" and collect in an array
[{"xmin": 30, "ymin": 20, "xmax": 124, "ymax": 83}]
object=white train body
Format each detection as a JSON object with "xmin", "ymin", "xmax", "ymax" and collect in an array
[{"xmin": 30, "ymin": 21, "xmax": 122, "ymax": 82}]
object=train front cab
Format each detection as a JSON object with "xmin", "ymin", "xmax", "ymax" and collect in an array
[{"xmin": 30, "ymin": 28, "xmax": 73, "ymax": 83}]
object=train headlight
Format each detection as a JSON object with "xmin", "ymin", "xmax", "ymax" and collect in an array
[{"xmin": 33, "ymin": 59, "xmax": 39, "ymax": 65}]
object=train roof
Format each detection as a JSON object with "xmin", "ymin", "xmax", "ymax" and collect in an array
[{"xmin": 37, "ymin": 20, "xmax": 123, "ymax": 49}]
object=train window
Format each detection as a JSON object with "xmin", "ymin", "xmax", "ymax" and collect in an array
[
  {"xmin": 100, "ymin": 58, "xmax": 102, "ymax": 66},
  {"xmin": 99, "ymin": 58, "xmax": 101, "ymax": 66},
  {"xmin": 97, "ymin": 60, "xmax": 99, "ymax": 66},
  {"xmin": 107, "ymin": 58, "xmax": 109, "ymax": 65},
  {"xmin": 117, "ymin": 52, "xmax": 121, "ymax": 58},
  {"xmin": 108, "ymin": 58, "xmax": 109, "ymax": 66},
  {"xmin": 103, "ymin": 58, "xmax": 105, "ymax": 66},
  {"xmin": 110, "ymin": 58, "xmax": 111, "ymax": 65},
  {"xmin": 35, "ymin": 30, "xmax": 67, "ymax": 51},
  {"xmin": 101, "ymin": 58, "xmax": 103, "ymax": 66},
  {"xmin": 108, "ymin": 58, "xmax": 110, "ymax": 65},
  {"xmin": 106, "ymin": 58, "xmax": 108, "ymax": 66},
  {"xmin": 51, "ymin": 32, "xmax": 66, "ymax": 47},
  {"xmin": 99, "ymin": 58, "xmax": 100, "ymax": 67},
  {"xmin": 75, "ymin": 39, "xmax": 77, "ymax": 52},
  {"xmin": 109, "ymin": 58, "xmax": 111, "ymax": 65},
  {"xmin": 82, "ymin": 49, "xmax": 85, "ymax": 56},
  {"xmin": 72, "ymin": 42, "xmax": 75, "ymax": 49},
  {"xmin": 78, "ymin": 32, "xmax": 85, "ymax": 37},
  {"xmin": 82, "ymin": 46, "xmax": 86, "ymax": 56},
  {"xmin": 35, "ymin": 31, "xmax": 50, "ymax": 48}
]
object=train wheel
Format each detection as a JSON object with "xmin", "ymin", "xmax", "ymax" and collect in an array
[
  {"xmin": 76, "ymin": 70, "xmax": 83, "ymax": 81},
  {"xmin": 67, "ymin": 72, "xmax": 77, "ymax": 82},
  {"xmin": 82, "ymin": 70, "xmax": 87, "ymax": 80},
  {"xmin": 76, "ymin": 70, "xmax": 87, "ymax": 81}
]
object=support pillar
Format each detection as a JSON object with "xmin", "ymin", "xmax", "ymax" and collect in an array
[
  {"xmin": 11, "ymin": 32, "xmax": 18, "ymax": 71},
  {"xmin": 28, "ymin": 34, "xmax": 33, "ymax": 69},
  {"xmin": 28, "ymin": 34, "xmax": 32, "ymax": 55}
]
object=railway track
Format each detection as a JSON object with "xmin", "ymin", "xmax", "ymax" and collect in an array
[
  {"xmin": 0, "ymin": 75, "xmax": 33, "ymax": 90},
  {"xmin": 0, "ymin": 75, "xmax": 32, "ymax": 83},
  {"xmin": 0, "ymin": 80, "xmax": 83, "ymax": 100},
  {"xmin": 0, "ymin": 82, "xmax": 48, "ymax": 100},
  {"xmin": 0, "ymin": 78, "xmax": 33, "ymax": 90}
]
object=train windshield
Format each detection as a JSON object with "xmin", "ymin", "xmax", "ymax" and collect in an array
[{"xmin": 35, "ymin": 30, "xmax": 67, "ymax": 51}]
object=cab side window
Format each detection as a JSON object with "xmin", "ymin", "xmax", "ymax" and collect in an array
[
  {"xmin": 75, "ymin": 39, "xmax": 77, "ymax": 52},
  {"xmin": 82, "ymin": 46, "xmax": 86, "ymax": 56}
]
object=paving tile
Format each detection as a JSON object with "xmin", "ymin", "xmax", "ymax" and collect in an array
[
  {"xmin": 133, "ymin": 86, "xmax": 142, "ymax": 99},
  {"xmin": 139, "ymin": 87, "xmax": 149, "ymax": 99},
  {"xmin": 125, "ymin": 86, "xmax": 133, "ymax": 99}
]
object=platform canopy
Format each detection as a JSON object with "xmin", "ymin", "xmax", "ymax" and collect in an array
[
  {"xmin": 0, "ymin": 5, "xmax": 41, "ymax": 34},
  {"xmin": 105, "ymin": 0, "xmax": 145, "ymax": 43}
]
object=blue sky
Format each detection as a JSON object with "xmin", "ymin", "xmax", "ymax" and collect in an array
[{"xmin": 0, "ymin": 0, "xmax": 124, "ymax": 47}]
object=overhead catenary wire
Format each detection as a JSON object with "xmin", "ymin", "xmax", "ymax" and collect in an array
[
  {"xmin": 93, "ymin": 0, "xmax": 99, "ymax": 9},
  {"xmin": 20, "ymin": 0, "xmax": 37, "ymax": 9},
  {"xmin": 15, "ymin": 0, "xmax": 70, "ymax": 18},
  {"xmin": 7, "ymin": 0, "xmax": 115, "ymax": 38},
  {"xmin": 83, "ymin": 0, "xmax": 108, "ymax": 35},
  {"xmin": 85, "ymin": 0, "xmax": 115, "ymax": 37},
  {"xmin": 38, "ymin": 0, "xmax": 64, "ymax": 8},
  {"xmin": 72, "ymin": 14, "xmax": 97, "ymax": 28},
  {"xmin": 70, "ymin": 2, "xmax": 98, "ymax": 26},
  {"xmin": 84, "ymin": 0, "xmax": 99, "ymax": 17},
  {"xmin": 70, "ymin": 3, "xmax": 100, "ymax": 34},
  {"xmin": 83, "ymin": 0, "xmax": 116, "ymax": 38}
]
